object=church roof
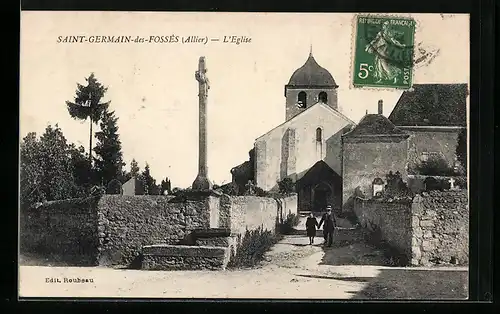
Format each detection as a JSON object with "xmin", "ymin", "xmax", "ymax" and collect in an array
[
  {"xmin": 343, "ymin": 114, "xmax": 407, "ymax": 137},
  {"xmin": 287, "ymin": 52, "xmax": 337, "ymax": 87},
  {"xmin": 388, "ymin": 83, "xmax": 468, "ymax": 127}
]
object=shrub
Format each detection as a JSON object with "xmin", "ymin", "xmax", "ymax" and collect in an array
[
  {"xmin": 415, "ymin": 155, "xmax": 456, "ymax": 176},
  {"xmin": 384, "ymin": 171, "xmax": 413, "ymax": 199},
  {"xmin": 228, "ymin": 227, "xmax": 280, "ymax": 268},
  {"xmin": 278, "ymin": 213, "xmax": 300, "ymax": 235},
  {"xmin": 423, "ymin": 177, "xmax": 446, "ymax": 191},
  {"xmin": 220, "ymin": 182, "xmax": 239, "ymax": 195},
  {"xmin": 454, "ymin": 176, "xmax": 467, "ymax": 189},
  {"xmin": 254, "ymin": 186, "xmax": 269, "ymax": 197},
  {"xmin": 277, "ymin": 178, "xmax": 295, "ymax": 195}
]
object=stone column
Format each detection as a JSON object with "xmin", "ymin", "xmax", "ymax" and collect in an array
[{"xmin": 192, "ymin": 56, "xmax": 212, "ymax": 190}]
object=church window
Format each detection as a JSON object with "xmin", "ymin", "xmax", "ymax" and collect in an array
[
  {"xmin": 316, "ymin": 128, "xmax": 322, "ymax": 142},
  {"xmin": 318, "ymin": 91, "xmax": 328, "ymax": 103},
  {"xmin": 297, "ymin": 91, "xmax": 307, "ymax": 108}
]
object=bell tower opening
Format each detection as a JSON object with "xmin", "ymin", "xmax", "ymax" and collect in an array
[
  {"xmin": 318, "ymin": 91, "xmax": 328, "ymax": 104},
  {"xmin": 297, "ymin": 91, "xmax": 307, "ymax": 108}
]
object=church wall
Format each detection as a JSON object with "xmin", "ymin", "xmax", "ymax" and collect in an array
[
  {"xmin": 342, "ymin": 136, "xmax": 409, "ymax": 212},
  {"xmin": 255, "ymin": 104, "xmax": 351, "ymax": 191},
  {"xmin": 403, "ymin": 128, "xmax": 461, "ymax": 174},
  {"xmin": 285, "ymin": 88, "xmax": 338, "ymax": 121}
]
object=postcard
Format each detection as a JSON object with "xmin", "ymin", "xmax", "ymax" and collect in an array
[{"xmin": 19, "ymin": 11, "xmax": 469, "ymax": 299}]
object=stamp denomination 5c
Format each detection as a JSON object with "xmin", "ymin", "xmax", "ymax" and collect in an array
[{"xmin": 352, "ymin": 15, "xmax": 416, "ymax": 89}]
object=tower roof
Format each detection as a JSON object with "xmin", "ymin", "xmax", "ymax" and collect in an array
[{"xmin": 287, "ymin": 52, "xmax": 337, "ymax": 87}]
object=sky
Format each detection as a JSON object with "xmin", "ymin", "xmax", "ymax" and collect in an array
[{"xmin": 20, "ymin": 12, "xmax": 470, "ymax": 188}]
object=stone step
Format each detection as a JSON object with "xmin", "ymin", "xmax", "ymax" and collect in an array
[{"xmin": 141, "ymin": 244, "xmax": 231, "ymax": 271}]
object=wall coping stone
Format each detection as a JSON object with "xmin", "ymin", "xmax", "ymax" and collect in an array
[
  {"xmin": 168, "ymin": 189, "xmax": 222, "ymax": 202},
  {"xmin": 142, "ymin": 244, "xmax": 228, "ymax": 257},
  {"xmin": 192, "ymin": 228, "xmax": 231, "ymax": 238}
]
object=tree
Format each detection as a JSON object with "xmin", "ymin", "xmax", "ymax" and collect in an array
[
  {"xmin": 122, "ymin": 159, "xmax": 140, "ymax": 183},
  {"xmin": 160, "ymin": 177, "xmax": 172, "ymax": 195},
  {"xmin": 20, "ymin": 125, "xmax": 87, "ymax": 209},
  {"xmin": 456, "ymin": 128, "xmax": 467, "ymax": 175},
  {"xmin": 139, "ymin": 163, "xmax": 159, "ymax": 195},
  {"xmin": 68, "ymin": 143, "xmax": 93, "ymax": 188},
  {"xmin": 66, "ymin": 73, "xmax": 110, "ymax": 165},
  {"xmin": 93, "ymin": 110, "xmax": 125, "ymax": 186},
  {"xmin": 130, "ymin": 159, "xmax": 140, "ymax": 177}
]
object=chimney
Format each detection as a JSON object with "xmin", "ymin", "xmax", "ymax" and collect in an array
[{"xmin": 378, "ymin": 99, "xmax": 383, "ymax": 115}]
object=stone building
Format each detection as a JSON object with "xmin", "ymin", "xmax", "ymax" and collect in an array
[
  {"xmin": 388, "ymin": 83, "xmax": 468, "ymax": 174},
  {"xmin": 230, "ymin": 51, "xmax": 467, "ymax": 214},
  {"xmin": 342, "ymin": 84, "xmax": 467, "ymax": 211},
  {"xmin": 233, "ymin": 51, "xmax": 355, "ymax": 212}
]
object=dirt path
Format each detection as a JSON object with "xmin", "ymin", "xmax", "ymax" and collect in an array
[{"xmin": 19, "ymin": 217, "xmax": 468, "ymax": 299}]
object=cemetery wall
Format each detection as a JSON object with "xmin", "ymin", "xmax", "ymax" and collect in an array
[
  {"xmin": 96, "ymin": 195, "xmax": 211, "ymax": 266},
  {"xmin": 353, "ymin": 190, "xmax": 469, "ymax": 266},
  {"xmin": 410, "ymin": 190, "xmax": 469, "ymax": 266},
  {"xmin": 21, "ymin": 193, "xmax": 297, "ymax": 269},
  {"xmin": 20, "ymin": 197, "xmax": 100, "ymax": 266},
  {"xmin": 353, "ymin": 197, "xmax": 413, "ymax": 258}
]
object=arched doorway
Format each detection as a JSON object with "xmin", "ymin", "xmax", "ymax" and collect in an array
[{"xmin": 312, "ymin": 182, "xmax": 332, "ymax": 212}]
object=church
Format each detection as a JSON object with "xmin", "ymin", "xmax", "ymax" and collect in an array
[{"xmin": 230, "ymin": 51, "xmax": 467, "ymax": 213}]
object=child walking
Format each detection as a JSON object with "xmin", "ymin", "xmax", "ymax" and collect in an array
[{"xmin": 306, "ymin": 212, "xmax": 319, "ymax": 245}]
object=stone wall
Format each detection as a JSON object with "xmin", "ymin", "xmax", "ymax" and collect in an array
[
  {"xmin": 353, "ymin": 190, "xmax": 469, "ymax": 266},
  {"xmin": 353, "ymin": 197, "xmax": 412, "ymax": 257},
  {"xmin": 410, "ymin": 190, "xmax": 469, "ymax": 266},
  {"xmin": 20, "ymin": 197, "xmax": 100, "ymax": 265},
  {"xmin": 96, "ymin": 195, "xmax": 211, "ymax": 266},
  {"xmin": 220, "ymin": 196, "xmax": 280, "ymax": 236},
  {"xmin": 20, "ymin": 192, "xmax": 298, "ymax": 269}
]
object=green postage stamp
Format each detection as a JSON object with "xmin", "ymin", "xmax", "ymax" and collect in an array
[{"xmin": 352, "ymin": 15, "xmax": 416, "ymax": 89}]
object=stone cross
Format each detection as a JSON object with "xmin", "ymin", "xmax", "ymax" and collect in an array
[{"xmin": 192, "ymin": 56, "xmax": 212, "ymax": 190}]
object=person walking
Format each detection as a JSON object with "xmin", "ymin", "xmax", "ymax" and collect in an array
[
  {"xmin": 318, "ymin": 205, "xmax": 337, "ymax": 247},
  {"xmin": 305, "ymin": 212, "xmax": 319, "ymax": 245}
]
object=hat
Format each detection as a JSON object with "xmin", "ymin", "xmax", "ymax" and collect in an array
[{"xmin": 326, "ymin": 205, "xmax": 332, "ymax": 210}]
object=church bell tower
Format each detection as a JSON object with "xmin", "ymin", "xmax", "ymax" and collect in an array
[{"xmin": 284, "ymin": 48, "xmax": 339, "ymax": 121}]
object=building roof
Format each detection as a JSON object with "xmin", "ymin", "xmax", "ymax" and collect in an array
[
  {"xmin": 255, "ymin": 102, "xmax": 355, "ymax": 141},
  {"xmin": 296, "ymin": 160, "xmax": 341, "ymax": 189},
  {"xmin": 343, "ymin": 114, "xmax": 407, "ymax": 137},
  {"xmin": 388, "ymin": 83, "xmax": 468, "ymax": 127},
  {"xmin": 287, "ymin": 52, "xmax": 337, "ymax": 87}
]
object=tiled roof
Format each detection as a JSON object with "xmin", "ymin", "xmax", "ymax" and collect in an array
[
  {"xmin": 343, "ymin": 114, "xmax": 407, "ymax": 137},
  {"xmin": 388, "ymin": 83, "xmax": 468, "ymax": 126}
]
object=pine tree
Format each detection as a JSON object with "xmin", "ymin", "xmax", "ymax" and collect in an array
[
  {"xmin": 66, "ymin": 73, "xmax": 110, "ymax": 165},
  {"xmin": 139, "ymin": 163, "xmax": 158, "ymax": 195},
  {"xmin": 130, "ymin": 159, "xmax": 140, "ymax": 177},
  {"xmin": 93, "ymin": 110, "xmax": 125, "ymax": 186}
]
